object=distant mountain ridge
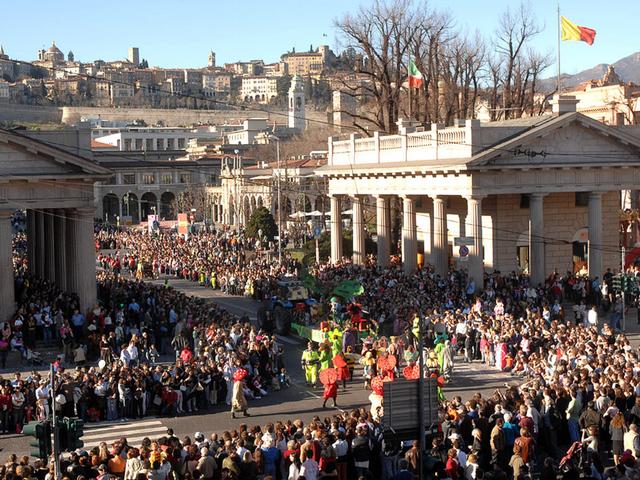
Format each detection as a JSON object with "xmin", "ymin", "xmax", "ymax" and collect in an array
[{"xmin": 541, "ymin": 51, "xmax": 640, "ymax": 91}]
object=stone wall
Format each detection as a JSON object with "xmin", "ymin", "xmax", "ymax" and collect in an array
[
  {"xmin": 61, "ymin": 106, "xmax": 328, "ymax": 127},
  {"xmin": 494, "ymin": 191, "xmax": 619, "ymax": 275},
  {"xmin": 0, "ymin": 103, "xmax": 62, "ymax": 123}
]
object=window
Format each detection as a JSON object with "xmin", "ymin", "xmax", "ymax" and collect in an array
[
  {"xmin": 575, "ymin": 192, "xmax": 589, "ymax": 207},
  {"xmin": 124, "ymin": 139, "xmax": 132, "ymax": 151},
  {"xmin": 135, "ymin": 139, "xmax": 143, "ymax": 150},
  {"xmin": 167, "ymin": 138, "xmax": 175, "ymax": 150},
  {"xmin": 143, "ymin": 174, "xmax": 155, "ymax": 185},
  {"xmin": 207, "ymin": 173, "xmax": 217, "ymax": 184},
  {"xmin": 520, "ymin": 194, "xmax": 530, "ymax": 209},
  {"xmin": 160, "ymin": 173, "xmax": 173, "ymax": 184},
  {"xmin": 177, "ymin": 138, "xmax": 186, "ymax": 149},
  {"xmin": 179, "ymin": 173, "xmax": 191, "ymax": 184},
  {"xmin": 122, "ymin": 173, "xmax": 135, "ymax": 185},
  {"xmin": 145, "ymin": 139, "xmax": 154, "ymax": 150}
]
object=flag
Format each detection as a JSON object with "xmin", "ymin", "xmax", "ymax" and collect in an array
[
  {"xmin": 408, "ymin": 58, "xmax": 423, "ymax": 88},
  {"xmin": 561, "ymin": 16, "xmax": 596, "ymax": 45}
]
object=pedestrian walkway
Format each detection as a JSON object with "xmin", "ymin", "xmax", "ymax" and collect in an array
[{"xmin": 81, "ymin": 419, "xmax": 167, "ymax": 449}]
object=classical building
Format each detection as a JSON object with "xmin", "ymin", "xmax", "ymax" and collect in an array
[
  {"xmin": 566, "ymin": 67, "xmax": 640, "ymax": 126},
  {"xmin": 0, "ymin": 127, "xmax": 112, "ymax": 320},
  {"xmin": 317, "ymin": 96, "xmax": 640, "ymax": 288},
  {"xmin": 211, "ymin": 153, "xmax": 328, "ymax": 226},
  {"xmin": 240, "ymin": 76, "xmax": 278, "ymax": 103},
  {"xmin": 281, "ymin": 45, "xmax": 332, "ymax": 78}
]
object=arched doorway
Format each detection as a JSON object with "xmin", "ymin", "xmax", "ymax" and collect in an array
[
  {"xmin": 102, "ymin": 193, "xmax": 119, "ymax": 223},
  {"xmin": 160, "ymin": 191, "xmax": 176, "ymax": 220},
  {"xmin": 122, "ymin": 193, "xmax": 139, "ymax": 225},
  {"xmin": 250, "ymin": 196, "xmax": 257, "ymax": 215},
  {"xmin": 141, "ymin": 192, "xmax": 157, "ymax": 222},
  {"xmin": 257, "ymin": 196, "xmax": 264, "ymax": 208},
  {"xmin": 572, "ymin": 227, "xmax": 589, "ymax": 273},
  {"xmin": 228, "ymin": 196, "xmax": 235, "ymax": 225}
]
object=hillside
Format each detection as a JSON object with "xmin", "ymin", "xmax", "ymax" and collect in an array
[{"xmin": 540, "ymin": 51, "xmax": 640, "ymax": 91}]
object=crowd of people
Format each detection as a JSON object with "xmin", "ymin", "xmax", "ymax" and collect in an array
[
  {"xmin": 5, "ymin": 219, "xmax": 640, "ymax": 480},
  {"xmin": 95, "ymin": 228, "xmax": 297, "ymax": 300}
]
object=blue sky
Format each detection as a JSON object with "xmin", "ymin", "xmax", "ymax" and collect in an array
[{"xmin": 1, "ymin": 0, "xmax": 634, "ymax": 76}]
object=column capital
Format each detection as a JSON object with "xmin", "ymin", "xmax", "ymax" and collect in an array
[
  {"xmin": 463, "ymin": 194, "xmax": 486, "ymax": 202},
  {"xmin": 400, "ymin": 194, "xmax": 417, "ymax": 201},
  {"xmin": 588, "ymin": 191, "xmax": 603, "ymax": 199},
  {"xmin": 429, "ymin": 194, "xmax": 445, "ymax": 202},
  {"xmin": 529, "ymin": 192, "xmax": 548, "ymax": 200}
]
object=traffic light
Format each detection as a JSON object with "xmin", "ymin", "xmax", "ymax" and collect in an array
[
  {"xmin": 60, "ymin": 417, "xmax": 84, "ymax": 451},
  {"xmin": 23, "ymin": 420, "xmax": 51, "ymax": 459}
]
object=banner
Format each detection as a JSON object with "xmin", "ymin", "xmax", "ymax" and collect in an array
[{"xmin": 177, "ymin": 213, "xmax": 189, "ymax": 235}]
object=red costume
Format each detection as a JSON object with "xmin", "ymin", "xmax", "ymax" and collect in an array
[{"xmin": 323, "ymin": 382, "xmax": 338, "ymax": 401}]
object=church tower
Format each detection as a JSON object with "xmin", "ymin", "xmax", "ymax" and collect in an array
[
  {"xmin": 288, "ymin": 75, "xmax": 305, "ymax": 130},
  {"xmin": 208, "ymin": 50, "xmax": 216, "ymax": 68}
]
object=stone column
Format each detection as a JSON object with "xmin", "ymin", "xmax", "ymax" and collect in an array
[
  {"xmin": 330, "ymin": 195, "xmax": 343, "ymax": 263},
  {"xmin": 66, "ymin": 208, "xmax": 97, "ymax": 313},
  {"xmin": 0, "ymin": 210, "xmax": 15, "ymax": 322},
  {"xmin": 465, "ymin": 195, "xmax": 484, "ymax": 292},
  {"xmin": 44, "ymin": 210, "xmax": 56, "ymax": 283},
  {"xmin": 26, "ymin": 210, "xmax": 36, "ymax": 275},
  {"xmin": 432, "ymin": 196, "xmax": 448, "ymax": 277},
  {"xmin": 588, "ymin": 192, "xmax": 603, "ymax": 280},
  {"xmin": 375, "ymin": 195, "xmax": 391, "ymax": 268},
  {"xmin": 529, "ymin": 193, "xmax": 547, "ymax": 286},
  {"xmin": 352, "ymin": 196, "xmax": 365, "ymax": 265},
  {"xmin": 35, "ymin": 210, "xmax": 45, "ymax": 279},
  {"xmin": 402, "ymin": 196, "xmax": 417, "ymax": 275},
  {"xmin": 54, "ymin": 209, "xmax": 67, "ymax": 290}
]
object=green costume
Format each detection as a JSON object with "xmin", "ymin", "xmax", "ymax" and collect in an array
[
  {"xmin": 330, "ymin": 329, "xmax": 342, "ymax": 358},
  {"xmin": 434, "ymin": 342, "xmax": 445, "ymax": 371},
  {"xmin": 301, "ymin": 349, "xmax": 319, "ymax": 385},
  {"xmin": 319, "ymin": 348, "xmax": 332, "ymax": 371}
]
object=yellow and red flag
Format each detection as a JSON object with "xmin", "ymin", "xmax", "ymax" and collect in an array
[{"xmin": 561, "ymin": 16, "xmax": 596, "ymax": 45}]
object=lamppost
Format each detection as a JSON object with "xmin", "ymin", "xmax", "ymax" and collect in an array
[{"xmin": 268, "ymin": 135, "xmax": 282, "ymax": 266}]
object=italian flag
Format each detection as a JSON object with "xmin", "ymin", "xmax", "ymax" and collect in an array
[
  {"xmin": 561, "ymin": 16, "xmax": 596, "ymax": 45},
  {"xmin": 408, "ymin": 59, "xmax": 423, "ymax": 88}
]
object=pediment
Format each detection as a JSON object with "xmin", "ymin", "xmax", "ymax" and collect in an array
[
  {"xmin": 0, "ymin": 128, "xmax": 112, "ymax": 179},
  {"xmin": 469, "ymin": 113, "xmax": 640, "ymax": 169}
]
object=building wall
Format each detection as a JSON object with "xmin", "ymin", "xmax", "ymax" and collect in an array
[
  {"xmin": 493, "ymin": 191, "xmax": 619, "ymax": 275},
  {"xmin": 61, "ymin": 106, "xmax": 327, "ymax": 127}
]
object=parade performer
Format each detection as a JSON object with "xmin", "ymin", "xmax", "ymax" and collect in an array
[
  {"xmin": 333, "ymin": 352, "xmax": 350, "ymax": 389},
  {"xmin": 231, "ymin": 368, "xmax": 250, "ymax": 419},
  {"xmin": 301, "ymin": 342, "xmax": 320, "ymax": 387},
  {"xmin": 318, "ymin": 342, "xmax": 332, "ymax": 371},
  {"xmin": 361, "ymin": 351, "xmax": 376, "ymax": 389},
  {"xmin": 369, "ymin": 376, "xmax": 385, "ymax": 421},
  {"xmin": 320, "ymin": 367, "xmax": 339, "ymax": 408}
]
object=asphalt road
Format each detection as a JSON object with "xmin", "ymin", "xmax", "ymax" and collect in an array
[{"xmin": 0, "ymin": 276, "xmax": 515, "ymax": 456}]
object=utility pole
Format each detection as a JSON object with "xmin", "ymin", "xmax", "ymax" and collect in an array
[
  {"xmin": 622, "ymin": 246, "xmax": 626, "ymax": 331},
  {"xmin": 418, "ymin": 312, "xmax": 426, "ymax": 480},
  {"xmin": 50, "ymin": 363, "xmax": 61, "ymax": 480},
  {"xmin": 268, "ymin": 135, "xmax": 282, "ymax": 266}
]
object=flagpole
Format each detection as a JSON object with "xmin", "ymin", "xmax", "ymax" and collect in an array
[
  {"xmin": 557, "ymin": 3, "xmax": 561, "ymax": 93},
  {"xmin": 409, "ymin": 83, "xmax": 413, "ymax": 120}
]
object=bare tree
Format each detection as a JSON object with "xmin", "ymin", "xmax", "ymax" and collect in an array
[
  {"xmin": 489, "ymin": 2, "xmax": 549, "ymax": 120},
  {"xmin": 334, "ymin": 0, "xmax": 420, "ymax": 134}
]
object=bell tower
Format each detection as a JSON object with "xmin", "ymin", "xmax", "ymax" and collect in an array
[
  {"xmin": 208, "ymin": 50, "xmax": 216, "ymax": 68},
  {"xmin": 288, "ymin": 75, "xmax": 305, "ymax": 130}
]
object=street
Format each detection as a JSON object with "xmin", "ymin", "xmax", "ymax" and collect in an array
[{"xmin": 0, "ymin": 276, "xmax": 514, "ymax": 457}]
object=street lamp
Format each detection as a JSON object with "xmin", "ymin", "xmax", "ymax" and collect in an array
[{"xmin": 267, "ymin": 134, "xmax": 282, "ymax": 266}]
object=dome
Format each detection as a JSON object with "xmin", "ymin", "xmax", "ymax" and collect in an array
[{"xmin": 47, "ymin": 42, "xmax": 62, "ymax": 54}]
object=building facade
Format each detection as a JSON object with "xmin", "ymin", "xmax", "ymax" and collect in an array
[
  {"xmin": 318, "ymin": 96, "xmax": 640, "ymax": 289},
  {"xmin": 240, "ymin": 77, "xmax": 278, "ymax": 103}
]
